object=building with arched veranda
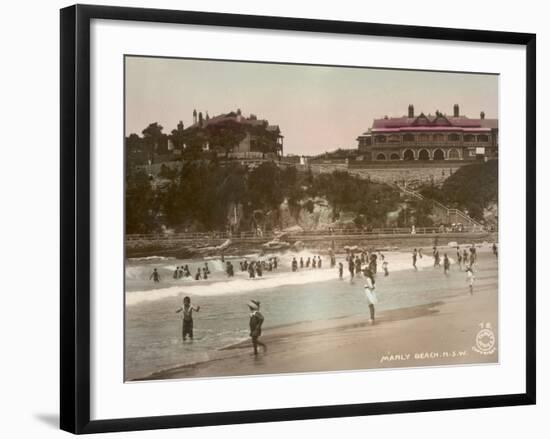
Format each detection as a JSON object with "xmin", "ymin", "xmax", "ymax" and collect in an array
[{"xmin": 356, "ymin": 104, "xmax": 498, "ymax": 162}]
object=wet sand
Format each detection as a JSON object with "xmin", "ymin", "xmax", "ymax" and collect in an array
[{"xmin": 140, "ymin": 262, "xmax": 498, "ymax": 381}]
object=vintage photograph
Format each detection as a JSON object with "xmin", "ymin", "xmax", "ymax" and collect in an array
[{"xmin": 124, "ymin": 56, "xmax": 499, "ymax": 382}]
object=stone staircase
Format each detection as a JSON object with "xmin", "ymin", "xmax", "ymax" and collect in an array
[{"xmin": 394, "ymin": 184, "xmax": 484, "ymax": 230}]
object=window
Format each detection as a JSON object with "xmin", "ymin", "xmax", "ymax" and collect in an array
[
  {"xmin": 448, "ymin": 149, "xmax": 460, "ymax": 159},
  {"xmin": 464, "ymin": 134, "xmax": 475, "ymax": 142},
  {"xmin": 375, "ymin": 135, "xmax": 386, "ymax": 143},
  {"xmin": 388, "ymin": 134, "xmax": 400, "ymax": 143},
  {"xmin": 403, "ymin": 134, "xmax": 415, "ymax": 142},
  {"xmin": 418, "ymin": 149, "xmax": 430, "ymax": 160},
  {"xmin": 376, "ymin": 153, "xmax": 386, "ymax": 160},
  {"xmin": 403, "ymin": 149, "xmax": 415, "ymax": 160},
  {"xmin": 418, "ymin": 134, "xmax": 430, "ymax": 142},
  {"xmin": 390, "ymin": 153, "xmax": 400, "ymax": 160},
  {"xmin": 477, "ymin": 134, "xmax": 489, "ymax": 142},
  {"xmin": 448, "ymin": 133, "xmax": 460, "ymax": 141},
  {"xmin": 433, "ymin": 149, "xmax": 445, "ymax": 160}
]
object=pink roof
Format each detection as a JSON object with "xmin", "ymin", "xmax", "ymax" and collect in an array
[
  {"xmin": 371, "ymin": 113, "xmax": 497, "ymax": 131},
  {"xmin": 371, "ymin": 126, "xmax": 491, "ymax": 133}
]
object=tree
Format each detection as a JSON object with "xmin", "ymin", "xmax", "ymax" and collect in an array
[
  {"xmin": 142, "ymin": 122, "xmax": 164, "ymax": 153},
  {"xmin": 206, "ymin": 120, "xmax": 247, "ymax": 158}
]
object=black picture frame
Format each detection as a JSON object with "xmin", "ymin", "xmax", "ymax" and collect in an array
[{"xmin": 60, "ymin": 4, "xmax": 536, "ymax": 434}]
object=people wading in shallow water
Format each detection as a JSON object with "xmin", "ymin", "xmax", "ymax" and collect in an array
[
  {"xmin": 292, "ymin": 257, "xmax": 298, "ymax": 272},
  {"xmin": 433, "ymin": 247, "xmax": 441, "ymax": 268},
  {"xmin": 248, "ymin": 300, "xmax": 266, "ymax": 355},
  {"xmin": 150, "ymin": 268, "xmax": 161, "ymax": 283},
  {"xmin": 348, "ymin": 257, "xmax": 355, "ymax": 282},
  {"xmin": 456, "ymin": 247, "xmax": 463, "ymax": 270},
  {"xmin": 412, "ymin": 248, "xmax": 418, "ymax": 271},
  {"xmin": 175, "ymin": 296, "xmax": 200, "ymax": 341},
  {"xmin": 466, "ymin": 266, "xmax": 475, "ymax": 294},
  {"xmin": 492, "ymin": 242, "xmax": 498, "ymax": 257},
  {"xmin": 469, "ymin": 245, "xmax": 477, "ymax": 267},
  {"xmin": 300, "ymin": 257, "xmax": 304, "ymax": 268},
  {"xmin": 364, "ymin": 268, "xmax": 378, "ymax": 325},
  {"xmin": 338, "ymin": 262, "xmax": 344, "ymax": 280},
  {"xmin": 443, "ymin": 253, "xmax": 450, "ymax": 276},
  {"xmin": 382, "ymin": 259, "xmax": 389, "ymax": 277}
]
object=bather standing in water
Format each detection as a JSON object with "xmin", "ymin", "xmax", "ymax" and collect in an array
[
  {"xmin": 248, "ymin": 300, "xmax": 266, "ymax": 355},
  {"xmin": 364, "ymin": 268, "xmax": 378, "ymax": 324},
  {"xmin": 150, "ymin": 268, "xmax": 161, "ymax": 283}
]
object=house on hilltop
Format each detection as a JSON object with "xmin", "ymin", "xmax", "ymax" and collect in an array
[{"xmin": 182, "ymin": 108, "xmax": 284, "ymax": 159}]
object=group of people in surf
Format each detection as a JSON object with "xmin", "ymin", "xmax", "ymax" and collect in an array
[
  {"xmin": 291, "ymin": 255, "xmax": 324, "ymax": 272},
  {"xmin": 172, "ymin": 262, "xmax": 212, "ymax": 281},
  {"xmin": 239, "ymin": 257, "xmax": 279, "ymax": 278},
  {"xmin": 341, "ymin": 250, "xmax": 388, "ymax": 281}
]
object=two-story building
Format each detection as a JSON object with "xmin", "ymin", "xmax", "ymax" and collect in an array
[{"xmin": 357, "ymin": 104, "xmax": 498, "ymax": 162}]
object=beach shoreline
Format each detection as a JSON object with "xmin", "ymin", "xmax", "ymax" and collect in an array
[{"xmin": 136, "ymin": 282, "xmax": 498, "ymax": 381}]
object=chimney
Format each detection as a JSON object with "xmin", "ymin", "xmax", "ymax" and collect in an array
[
  {"xmin": 480, "ymin": 111, "xmax": 485, "ymax": 120},
  {"xmin": 193, "ymin": 109, "xmax": 197, "ymax": 125},
  {"xmin": 408, "ymin": 104, "xmax": 414, "ymax": 118},
  {"xmin": 453, "ymin": 104, "xmax": 459, "ymax": 117},
  {"xmin": 198, "ymin": 111, "xmax": 203, "ymax": 126}
]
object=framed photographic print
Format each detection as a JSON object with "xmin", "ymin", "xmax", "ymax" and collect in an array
[{"xmin": 60, "ymin": 4, "xmax": 536, "ymax": 434}]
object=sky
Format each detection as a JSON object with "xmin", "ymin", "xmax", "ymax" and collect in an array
[{"xmin": 125, "ymin": 56, "xmax": 498, "ymax": 156}]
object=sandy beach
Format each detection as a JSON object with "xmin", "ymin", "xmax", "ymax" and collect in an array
[{"xmin": 139, "ymin": 251, "xmax": 498, "ymax": 381}]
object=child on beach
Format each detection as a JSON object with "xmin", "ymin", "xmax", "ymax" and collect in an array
[
  {"xmin": 338, "ymin": 262, "xmax": 344, "ymax": 280},
  {"xmin": 364, "ymin": 268, "xmax": 378, "ymax": 324},
  {"xmin": 382, "ymin": 260, "xmax": 389, "ymax": 277},
  {"xmin": 195, "ymin": 268, "xmax": 202, "ymax": 280},
  {"xmin": 150, "ymin": 268, "xmax": 161, "ymax": 283},
  {"xmin": 318, "ymin": 256, "xmax": 322, "ymax": 268},
  {"xmin": 466, "ymin": 266, "xmax": 475, "ymax": 294},
  {"xmin": 248, "ymin": 300, "xmax": 266, "ymax": 355},
  {"xmin": 412, "ymin": 249, "xmax": 418, "ymax": 271},
  {"xmin": 175, "ymin": 296, "xmax": 200, "ymax": 341}
]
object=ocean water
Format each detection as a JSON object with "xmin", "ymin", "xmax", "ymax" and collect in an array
[{"xmin": 125, "ymin": 247, "xmax": 494, "ymax": 380}]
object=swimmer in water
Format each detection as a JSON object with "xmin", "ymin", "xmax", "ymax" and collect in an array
[
  {"xmin": 150, "ymin": 268, "xmax": 161, "ymax": 283},
  {"xmin": 175, "ymin": 296, "xmax": 200, "ymax": 341}
]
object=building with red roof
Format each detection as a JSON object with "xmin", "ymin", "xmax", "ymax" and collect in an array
[{"xmin": 357, "ymin": 104, "xmax": 498, "ymax": 162}]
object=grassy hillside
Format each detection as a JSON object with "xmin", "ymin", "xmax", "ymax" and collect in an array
[
  {"xmin": 126, "ymin": 162, "xmax": 403, "ymax": 234},
  {"xmin": 419, "ymin": 160, "xmax": 498, "ymax": 221}
]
